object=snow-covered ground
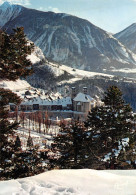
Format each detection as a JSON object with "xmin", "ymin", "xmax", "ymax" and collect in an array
[
  {"xmin": 0, "ymin": 169, "xmax": 136, "ymax": 195},
  {"xmin": 49, "ymin": 62, "xmax": 114, "ymax": 79},
  {"xmin": 0, "ymin": 79, "xmax": 30, "ymax": 91},
  {"xmin": 16, "ymin": 124, "xmax": 60, "ymax": 150},
  {"xmin": 111, "ymin": 68, "xmax": 136, "ymax": 73},
  {"xmin": 27, "ymin": 44, "xmax": 45, "ymax": 64},
  {"xmin": 0, "ymin": 78, "xmax": 62, "ymax": 101}
]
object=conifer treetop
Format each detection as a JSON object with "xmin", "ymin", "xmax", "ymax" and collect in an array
[
  {"xmin": 103, "ymin": 86, "xmax": 124, "ymax": 108},
  {"xmin": 0, "ymin": 27, "xmax": 34, "ymax": 81}
]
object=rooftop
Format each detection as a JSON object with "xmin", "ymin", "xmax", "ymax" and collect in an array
[{"xmin": 73, "ymin": 93, "xmax": 94, "ymax": 103}]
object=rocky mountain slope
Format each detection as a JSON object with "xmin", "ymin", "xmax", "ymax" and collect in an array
[
  {"xmin": 0, "ymin": 1, "xmax": 24, "ymax": 27},
  {"xmin": 114, "ymin": 23, "xmax": 136, "ymax": 54},
  {"xmin": 1, "ymin": 2, "xmax": 136, "ymax": 74}
]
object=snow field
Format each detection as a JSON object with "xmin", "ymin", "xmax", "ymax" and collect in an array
[
  {"xmin": 16, "ymin": 118, "xmax": 60, "ymax": 150},
  {"xmin": 49, "ymin": 62, "xmax": 114, "ymax": 78},
  {"xmin": 0, "ymin": 169, "xmax": 136, "ymax": 195},
  {"xmin": 0, "ymin": 80, "xmax": 30, "ymax": 91},
  {"xmin": 17, "ymin": 126, "xmax": 59, "ymax": 149}
]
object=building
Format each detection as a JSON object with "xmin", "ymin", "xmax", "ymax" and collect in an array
[
  {"xmin": 73, "ymin": 93, "xmax": 95, "ymax": 113},
  {"xmin": 72, "ymin": 87, "xmax": 103, "ymax": 113},
  {"xmin": 18, "ymin": 96, "xmax": 72, "ymax": 112},
  {"xmin": 9, "ymin": 87, "xmax": 103, "ymax": 121}
]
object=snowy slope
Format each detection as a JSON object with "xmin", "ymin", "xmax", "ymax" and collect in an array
[
  {"xmin": 114, "ymin": 23, "xmax": 136, "ymax": 54},
  {"xmin": 0, "ymin": 169, "xmax": 136, "ymax": 195},
  {"xmin": 0, "ymin": 43, "xmax": 48, "ymax": 100},
  {"xmin": 0, "ymin": 79, "xmax": 30, "ymax": 91},
  {"xmin": 49, "ymin": 62, "xmax": 114, "ymax": 78},
  {"xmin": 44, "ymin": 62, "xmax": 114, "ymax": 85},
  {"xmin": 2, "ymin": 2, "xmax": 136, "ymax": 73},
  {"xmin": 0, "ymin": 43, "xmax": 45, "ymax": 91},
  {"xmin": 27, "ymin": 44, "xmax": 46, "ymax": 64}
]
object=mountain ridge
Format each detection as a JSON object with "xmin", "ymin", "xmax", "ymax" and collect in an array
[
  {"xmin": 1, "ymin": 2, "xmax": 136, "ymax": 74},
  {"xmin": 114, "ymin": 23, "xmax": 136, "ymax": 54},
  {"xmin": 0, "ymin": 1, "xmax": 24, "ymax": 27}
]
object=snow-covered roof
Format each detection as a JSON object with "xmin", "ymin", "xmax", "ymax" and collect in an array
[
  {"xmin": 73, "ymin": 93, "xmax": 94, "ymax": 103},
  {"xmin": 21, "ymin": 96, "xmax": 72, "ymax": 107}
]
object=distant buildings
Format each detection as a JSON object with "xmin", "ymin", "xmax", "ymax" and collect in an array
[
  {"xmin": 10, "ymin": 96, "xmax": 72, "ymax": 112},
  {"xmin": 9, "ymin": 87, "xmax": 103, "ymax": 119}
]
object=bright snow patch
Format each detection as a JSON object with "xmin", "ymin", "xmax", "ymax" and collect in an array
[
  {"xmin": 0, "ymin": 80, "xmax": 30, "ymax": 91},
  {"xmin": 27, "ymin": 45, "xmax": 45, "ymax": 64},
  {"xmin": 73, "ymin": 92, "xmax": 94, "ymax": 102},
  {"xmin": 49, "ymin": 62, "xmax": 114, "ymax": 79},
  {"xmin": 111, "ymin": 68, "xmax": 136, "ymax": 73},
  {"xmin": 0, "ymin": 169, "xmax": 136, "ymax": 195}
]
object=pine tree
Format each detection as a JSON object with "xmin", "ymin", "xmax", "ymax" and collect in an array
[
  {"xmin": 0, "ymin": 27, "xmax": 33, "ymax": 80},
  {"xmin": 8, "ymin": 146, "xmax": 45, "ymax": 179},
  {"xmin": 85, "ymin": 86, "xmax": 135, "ymax": 169},
  {"xmin": 0, "ymin": 27, "xmax": 34, "ymax": 179},
  {"xmin": 27, "ymin": 136, "xmax": 33, "ymax": 148},
  {"xmin": 0, "ymin": 89, "xmax": 21, "ymax": 175},
  {"xmin": 52, "ymin": 121, "xmax": 87, "ymax": 169},
  {"xmin": 14, "ymin": 135, "xmax": 21, "ymax": 150}
]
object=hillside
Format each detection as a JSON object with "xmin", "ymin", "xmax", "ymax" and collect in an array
[{"xmin": 25, "ymin": 58, "xmax": 136, "ymax": 110}]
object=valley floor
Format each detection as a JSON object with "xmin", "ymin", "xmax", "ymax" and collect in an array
[{"xmin": 0, "ymin": 169, "xmax": 136, "ymax": 195}]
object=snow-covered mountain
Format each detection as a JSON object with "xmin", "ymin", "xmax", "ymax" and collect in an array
[
  {"xmin": 1, "ymin": 2, "xmax": 136, "ymax": 73},
  {"xmin": 0, "ymin": 1, "xmax": 23, "ymax": 27},
  {"xmin": 114, "ymin": 23, "xmax": 136, "ymax": 54},
  {"xmin": 1, "ymin": 2, "xmax": 136, "ymax": 110}
]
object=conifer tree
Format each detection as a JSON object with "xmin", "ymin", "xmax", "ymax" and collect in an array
[
  {"xmin": 14, "ymin": 135, "xmax": 21, "ymax": 150},
  {"xmin": 53, "ymin": 121, "xmax": 87, "ymax": 169},
  {"xmin": 0, "ymin": 89, "xmax": 21, "ymax": 175},
  {"xmin": 0, "ymin": 27, "xmax": 33, "ymax": 80},
  {"xmin": 27, "ymin": 136, "xmax": 33, "ymax": 148},
  {"xmin": 85, "ymin": 86, "xmax": 135, "ymax": 169},
  {"xmin": 0, "ymin": 27, "xmax": 34, "ymax": 179},
  {"xmin": 10, "ymin": 146, "xmax": 45, "ymax": 179}
]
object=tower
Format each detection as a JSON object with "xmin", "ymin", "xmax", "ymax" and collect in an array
[
  {"xmin": 71, "ymin": 87, "xmax": 76, "ymax": 99},
  {"xmin": 83, "ymin": 87, "xmax": 87, "ymax": 95},
  {"xmin": 71, "ymin": 87, "xmax": 76, "ymax": 111}
]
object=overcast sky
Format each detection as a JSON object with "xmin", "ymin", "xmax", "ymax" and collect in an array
[{"xmin": 1, "ymin": 0, "xmax": 136, "ymax": 33}]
